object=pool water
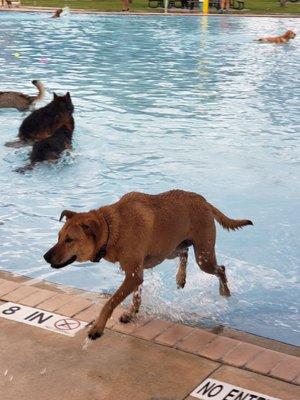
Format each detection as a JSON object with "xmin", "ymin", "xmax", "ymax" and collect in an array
[{"xmin": 0, "ymin": 13, "xmax": 299, "ymax": 346}]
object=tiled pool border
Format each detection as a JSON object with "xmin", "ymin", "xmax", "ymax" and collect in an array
[{"xmin": 0, "ymin": 269, "xmax": 299, "ymax": 387}]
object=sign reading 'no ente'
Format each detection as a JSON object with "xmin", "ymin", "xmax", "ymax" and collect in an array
[
  {"xmin": 190, "ymin": 379, "xmax": 281, "ymax": 400},
  {"xmin": 0, "ymin": 302, "xmax": 86, "ymax": 337}
]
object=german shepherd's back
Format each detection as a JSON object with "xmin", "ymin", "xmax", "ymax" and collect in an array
[{"xmin": 18, "ymin": 92, "xmax": 74, "ymax": 143}]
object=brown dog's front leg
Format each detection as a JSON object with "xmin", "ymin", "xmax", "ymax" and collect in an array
[{"xmin": 88, "ymin": 272, "xmax": 143, "ymax": 340}]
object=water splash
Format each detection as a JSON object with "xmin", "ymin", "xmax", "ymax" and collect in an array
[{"xmin": 82, "ymin": 337, "xmax": 92, "ymax": 351}]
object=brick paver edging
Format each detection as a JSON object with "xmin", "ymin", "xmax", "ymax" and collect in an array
[{"xmin": 0, "ymin": 276, "xmax": 299, "ymax": 386}]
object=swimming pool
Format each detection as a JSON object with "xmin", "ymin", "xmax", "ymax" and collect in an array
[{"xmin": 0, "ymin": 12, "xmax": 299, "ymax": 346}]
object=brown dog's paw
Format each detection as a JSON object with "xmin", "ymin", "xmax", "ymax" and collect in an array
[
  {"xmin": 88, "ymin": 326, "xmax": 103, "ymax": 340},
  {"xmin": 119, "ymin": 311, "xmax": 133, "ymax": 324}
]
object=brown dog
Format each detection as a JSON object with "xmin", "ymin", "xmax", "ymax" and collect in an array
[
  {"xmin": 43, "ymin": 190, "xmax": 253, "ymax": 340},
  {"xmin": 257, "ymin": 30, "xmax": 296, "ymax": 43}
]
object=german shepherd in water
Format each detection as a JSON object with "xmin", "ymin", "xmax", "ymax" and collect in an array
[
  {"xmin": 5, "ymin": 92, "xmax": 74, "ymax": 148},
  {"xmin": 15, "ymin": 110, "xmax": 75, "ymax": 173}
]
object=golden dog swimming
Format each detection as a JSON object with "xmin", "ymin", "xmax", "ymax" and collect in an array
[
  {"xmin": 44, "ymin": 190, "xmax": 253, "ymax": 340},
  {"xmin": 257, "ymin": 30, "xmax": 296, "ymax": 44},
  {"xmin": 0, "ymin": 80, "xmax": 45, "ymax": 111}
]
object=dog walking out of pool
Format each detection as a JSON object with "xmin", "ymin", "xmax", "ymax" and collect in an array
[
  {"xmin": 5, "ymin": 92, "xmax": 74, "ymax": 148},
  {"xmin": 43, "ymin": 190, "xmax": 253, "ymax": 340},
  {"xmin": 0, "ymin": 80, "xmax": 45, "ymax": 112},
  {"xmin": 257, "ymin": 30, "xmax": 296, "ymax": 43}
]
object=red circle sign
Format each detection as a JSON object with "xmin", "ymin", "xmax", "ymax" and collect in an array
[{"xmin": 54, "ymin": 318, "xmax": 80, "ymax": 331}]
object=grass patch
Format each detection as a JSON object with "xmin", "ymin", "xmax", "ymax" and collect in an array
[
  {"xmin": 21, "ymin": 0, "xmax": 300, "ymax": 14},
  {"xmin": 245, "ymin": 0, "xmax": 300, "ymax": 14}
]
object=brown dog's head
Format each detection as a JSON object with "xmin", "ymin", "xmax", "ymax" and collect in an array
[
  {"xmin": 44, "ymin": 210, "xmax": 108, "ymax": 269},
  {"xmin": 284, "ymin": 30, "xmax": 296, "ymax": 40},
  {"xmin": 52, "ymin": 92, "xmax": 74, "ymax": 114}
]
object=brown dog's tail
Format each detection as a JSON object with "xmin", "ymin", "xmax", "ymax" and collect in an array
[{"xmin": 209, "ymin": 203, "xmax": 253, "ymax": 231}]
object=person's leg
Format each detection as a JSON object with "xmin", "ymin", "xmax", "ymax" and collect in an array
[{"xmin": 225, "ymin": 0, "xmax": 230, "ymax": 10}]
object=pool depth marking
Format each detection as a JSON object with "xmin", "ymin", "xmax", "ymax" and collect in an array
[
  {"xmin": 0, "ymin": 302, "xmax": 87, "ymax": 337},
  {"xmin": 190, "ymin": 378, "xmax": 281, "ymax": 400}
]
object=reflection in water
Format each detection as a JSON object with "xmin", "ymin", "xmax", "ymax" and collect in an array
[{"xmin": 0, "ymin": 14, "xmax": 299, "ymax": 345}]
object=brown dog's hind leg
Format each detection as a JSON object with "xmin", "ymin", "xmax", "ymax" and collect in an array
[
  {"xmin": 176, "ymin": 250, "xmax": 188, "ymax": 289},
  {"xmin": 119, "ymin": 285, "xmax": 142, "ymax": 323},
  {"xmin": 193, "ymin": 234, "xmax": 231, "ymax": 297}
]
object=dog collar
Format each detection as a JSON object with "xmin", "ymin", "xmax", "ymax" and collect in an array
[
  {"xmin": 92, "ymin": 214, "xmax": 110, "ymax": 263},
  {"xmin": 93, "ymin": 246, "xmax": 107, "ymax": 263}
]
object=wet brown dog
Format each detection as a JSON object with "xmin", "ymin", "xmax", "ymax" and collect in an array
[
  {"xmin": 5, "ymin": 92, "xmax": 74, "ymax": 148},
  {"xmin": 43, "ymin": 190, "xmax": 253, "ymax": 340},
  {"xmin": 257, "ymin": 30, "xmax": 296, "ymax": 43}
]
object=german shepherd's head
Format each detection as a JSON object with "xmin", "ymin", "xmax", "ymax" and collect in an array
[
  {"xmin": 44, "ymin": 210, "xmax": 108, "ymax": 269},
  {"xmin": 53, "ymin": 92, "xmax": 74, "ymax": 114}
]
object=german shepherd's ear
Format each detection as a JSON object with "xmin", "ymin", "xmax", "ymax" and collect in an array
[
  {"xmin": 59, "ymin": 210, "xmax": 76, "ymax": 221},
  {"xmin": 53, "ymin": 92, "xmax": 58, "ymax": 100},
  {"xmin": 66, "ymin": 92, "xmax": 71, "ymax": 99},
  {"xmin": 80, "ymin": 219, "xmax": 101, "ymax": 241}
]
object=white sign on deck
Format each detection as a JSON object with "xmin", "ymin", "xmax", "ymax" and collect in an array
[
  {"xmin": 190, "ymin": 378, "xmax": 281, "ymax": 400},
  {"xmin": 0, "ymin": 302, "xmax": 87, "ymax": 337}
]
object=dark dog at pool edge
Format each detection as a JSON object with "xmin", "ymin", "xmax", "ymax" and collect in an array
[
  {"xmin": 43, "ymin": 190, "xmax": 253, "ymax": 340},
  {"xmin": 5, "ymin": 92, "xmax": 74, "ymax": 148}
]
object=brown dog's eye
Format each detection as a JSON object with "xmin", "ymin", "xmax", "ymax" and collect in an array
[{"xmin": 65, "ymin": 237, "xmax": 73, "ymax": 243}]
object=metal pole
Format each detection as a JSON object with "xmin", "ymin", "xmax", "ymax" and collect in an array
[{"xmin": 164, "ymin": 0, "xmax": 169, "ymax": 13}]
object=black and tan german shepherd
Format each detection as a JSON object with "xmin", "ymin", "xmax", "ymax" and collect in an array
[{"xmin": 6, "ymin": 92, "xmax": 74, "ymax": 148}]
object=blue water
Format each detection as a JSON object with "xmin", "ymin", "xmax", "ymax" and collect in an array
[{"xmin": 0, "ymin": 12, "xmax": 299, "ymax": 345}]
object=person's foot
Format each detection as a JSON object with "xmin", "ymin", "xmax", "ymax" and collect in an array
[{"xmin": 218, "ymin": 9, "xmax": 223, "ymax": 13}]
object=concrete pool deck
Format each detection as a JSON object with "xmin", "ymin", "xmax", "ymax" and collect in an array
[
  {"xmin": 0, "ymin": 6, "xmax": 300, "ymax": 17},
  {"xmin": 0, "ymin": 270, "xmax": 299, "ymax": 399}
]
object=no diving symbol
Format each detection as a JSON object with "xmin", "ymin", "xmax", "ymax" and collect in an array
[{"xmin": 54, "ymin": 318, "xmax": 80, "ymax": 331}]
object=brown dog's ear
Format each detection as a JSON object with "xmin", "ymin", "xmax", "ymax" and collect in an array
[
  {"xmin": 53, "ymin": 92, "xmax": 58, "ymax": 99},
  {"xmin": 80, "ymin": 220, "xmax": 101, "ymax": 241},
  {"xmin": 66, "ymin": 92, "xmax": 71, "ymax": 99},
  {"xmin": 59, "ymin": 210, "xmax": 76, "ymax": 222}
]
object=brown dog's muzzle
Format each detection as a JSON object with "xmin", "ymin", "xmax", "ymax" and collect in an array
[{"xmin": 43, "ymin": 245, "xmax": 77, "ymax": 269}]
